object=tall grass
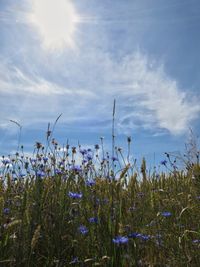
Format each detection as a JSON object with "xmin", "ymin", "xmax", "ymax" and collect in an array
[
  {"xmin": 0, "ymin": 135, "xmax": 200, "ymax": 267},
  {"xmin": 1, "ymin": 113, "xmax": 200, "ymax": 266}
]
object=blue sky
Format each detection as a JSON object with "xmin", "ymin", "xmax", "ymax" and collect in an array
[{"xmin": 0, "ymin": 0, "xmax": 199, "ymax": 166}]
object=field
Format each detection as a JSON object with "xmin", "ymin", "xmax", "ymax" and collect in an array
[{"xmin": 0, "ymin": 135, "xmax": 200, "ymax": 267}]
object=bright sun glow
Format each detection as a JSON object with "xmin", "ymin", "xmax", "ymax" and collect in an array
[{"xmin": 28, "ymin": 0, "xmax": 80, "ymax": 51}]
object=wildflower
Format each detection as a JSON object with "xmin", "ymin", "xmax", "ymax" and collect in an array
[
  {"xmin": 88, "ymin": 217, "xmax": 98, "ymax": 223},
  {"xmin": 80, "ymin": 149, "xmax": 87, "ymax": 155},
  {"xmin": 2, "ymin": 159, "xmax": 10, "ymax": 165},
  {"xmin": 70, "ymin": 165, "xmax": 82, "ymax": 172},
  {"xmin": 160, "ymin": 160, "xmax": 167, "ymax": 166},
  {"xmin": 43, "ymin": 157, "xmax": 48, "ymax": 163},
  {"xmin": 86, "ymin": 179, "xmax": 95, "ymax": 187},
  {"xmin": 55, "ymin": 169, "xmax": 62, "ymax": 175},
  {"xmin": 161, "ymin": 211, "xmax": 172, "ymax": 217},
  {"xmin": 69, "ymin": 257, "xmax": 79, "ymax": 264},
  {"xmin": 68, "ymin": 192, "xmax": 83, "ymax": 199},
  {"xmin": 111, "ymin": 156, "xmax": 118, "ymax": 162},
  {"xmin": 128, "ymin": 232, "xmax": 142, "ymax": 238},
  {"xmin": 36, "ymin": 170, "xmax": 45, "ymax": 178},
  {"xmin": 87, "ymin": 155, "xmax": 92, "ymax": 161},
  {"xmin": 30, "ymin": 158, "xmax": 37, "ymax": 163},
  {"xmin": 113, "ymin": 236, "xmax": 128, "ymax": 244},
  {"xmin": 3, "ymin": 208, "xmax": 10, "ymax": 215},
  {"xmin": 192, "ymin": 239, "xmax": 200, "ymax": 244},
  {"xmin": 140, "ymin": 234, "xmax": 151, "ymax": 241},
  {"xmin": 78, "ymin": 225, "xmax": 88, "ymax": 235}
]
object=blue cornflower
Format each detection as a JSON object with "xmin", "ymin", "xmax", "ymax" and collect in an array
[
  {"xmin": 113, "ymin": 236, "xmax": 128, "ymax": 244},
  {"xmin": 86, "ymin": 179, "xmax": 95, "ymax": 187},
  {"xmin": 68, "ymin": 192, "xmax": 83, "ymax": 199},
  {"xmin": 36, "ymin": 170, "xmax": 45, "ymax": 178},
  {"xmin": 80, "ymin": 149, "xmax": 87, "ymax": 155},
  {"xmin": 160, "ymin": 160, "xmax": 167, "ymax": 166},
  {"xmin": 55, "ymin": 169, "xmax": 62, "ymax": 175},
  {"xmin": 161, "ymin": 211, "xmax": 172, "ymax": 217},
  {"xmin": 2, "ymin": 159, "xmax": 10, "ymax": 165},
  {"xmin": 43, "ymin": 157, "xmax": 48, "ymax": 163},
  {"xmin": 78, "ymin": 225, "xmax": 88, "ymax": 235},
  {"xmin": 192, "ymin": 239, "xmax": 200, "ymax": 244},
  {"xmin": 71, "ymin": 165, "xmax": 82, "ymax": 172},
  {"xmin": 140, "ymin": 234, "xmax": 151, "ymax": 241},
  {"xmin": 88, "ymin": 217, "xmax": 98, "ymax": 223},
  {"xmin": 128, "ymin": 232, "xmax": 150, "ymax": 241},
  {"xmin": 87, "ymin": 155, "xmax": 92, "ymax": 161},
  {"xmin": 69, "ymin": 257, "xmax": 79, "ymax": 264},
  {"xmin": 3, "ymin": 208, "xmax": 10, "ymax": 215},
  {"xmin": 128, "ymin": 232, "xmax": 142, "ymax": 238}
]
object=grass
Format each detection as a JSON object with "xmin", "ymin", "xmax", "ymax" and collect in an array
[{"xmin": 0, "ymin": 132, "xmax": 200, "ymax": 266}]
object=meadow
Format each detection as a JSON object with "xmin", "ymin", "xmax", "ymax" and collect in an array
[{"xmin": 0, "ymin": 127, "xmax": 200, "ymax": 267}]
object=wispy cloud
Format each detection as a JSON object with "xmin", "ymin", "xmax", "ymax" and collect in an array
[
  {"xmin": 0, "ymin": 0, "xmax": 199, "ymax": 137},
  {"xmin": 0, "ymin": 51, "xmax": 199, "ymax": 136}
]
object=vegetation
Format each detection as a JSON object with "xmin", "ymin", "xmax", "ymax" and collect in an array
[
  {"xmin": 0, "ymin": 112, "xmax": 200, "ymax": 266},
  {"xmin": 0, "ymin": 133, "xmax": 200, "ymax": 267}
]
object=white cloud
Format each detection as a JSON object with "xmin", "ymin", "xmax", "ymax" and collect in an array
[{"xmin": 0, "ymin": 51, "xmax": 199, "ymax": 136}]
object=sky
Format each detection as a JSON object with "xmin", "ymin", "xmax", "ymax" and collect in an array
[{"xmin": 0, "ymin": 0, "xmax": 199, "ymax": 167}]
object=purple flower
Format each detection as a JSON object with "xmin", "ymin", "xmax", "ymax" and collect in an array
[
  {"xmin": 86, "ymin": 179, "xmax": 95, "ymax": 187},
  {"xmin": 69, "ymin": 257, "xmax": 79, "ymax": 264},
  {"xmin": 140, "ymin": 234, "xmax": 151, "ymax": 241},
  {"xmin": 87, "ymin": 155, "xmax": 92, "ymax": 161},
  {"xmin": 78, "ymin": 225, "xmax": 88, "ymax": 235},
  {"xmin": 111, "ymin": 157, "xmax": 118, "ymax": 162},
  {"xmin": 128, "ymin": 232, "xmax": 142, "ymax": 238},
  {"xmin": 88, "ymin": 217, "xmax": 98, "ymax": 223},
  {"xmin": 2, "ymin": 159, "xmax": 10, "ymax": 165},
  {"xmin": 55, "ymin": 169, "xmax": 62, "ymax": 175},
  {"xmin": 36, "ymin": 170, "xmax": 45, "ymax": 178},
  {"xmin": 160, "ymin": 160, "xmax": 167, "ymax": 166},
  {"xmin": 68, "ymin": 192, "xmax": 83, "ymax": 199},
  {"xmin": 113, "ymin": 236, "xmax": 128, "ymax": 244},
  {"xmin": 80, "ymin": 149, "xmax": 87, "ymax": 155},
  {"xmin": 192, "ymin": 239, "xmax": 200, "ymax": 244},
  {"xmin": 128, "ymin": 232, "xmax": 150, "ymax": 241},
  {"xmin": 70, "ymin": 165, "xmax": 82, "ymax": 172},
  {"xmin": 43, "ymin": 157, "xmax": 48, "ymax": 163},
  {"xmin": 161, "ymin": 211, "xmax": 172, "ymax": 217},
  {"xmin": 3, "ymin": 208, "xmax": 10, "ymax": 215}
]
